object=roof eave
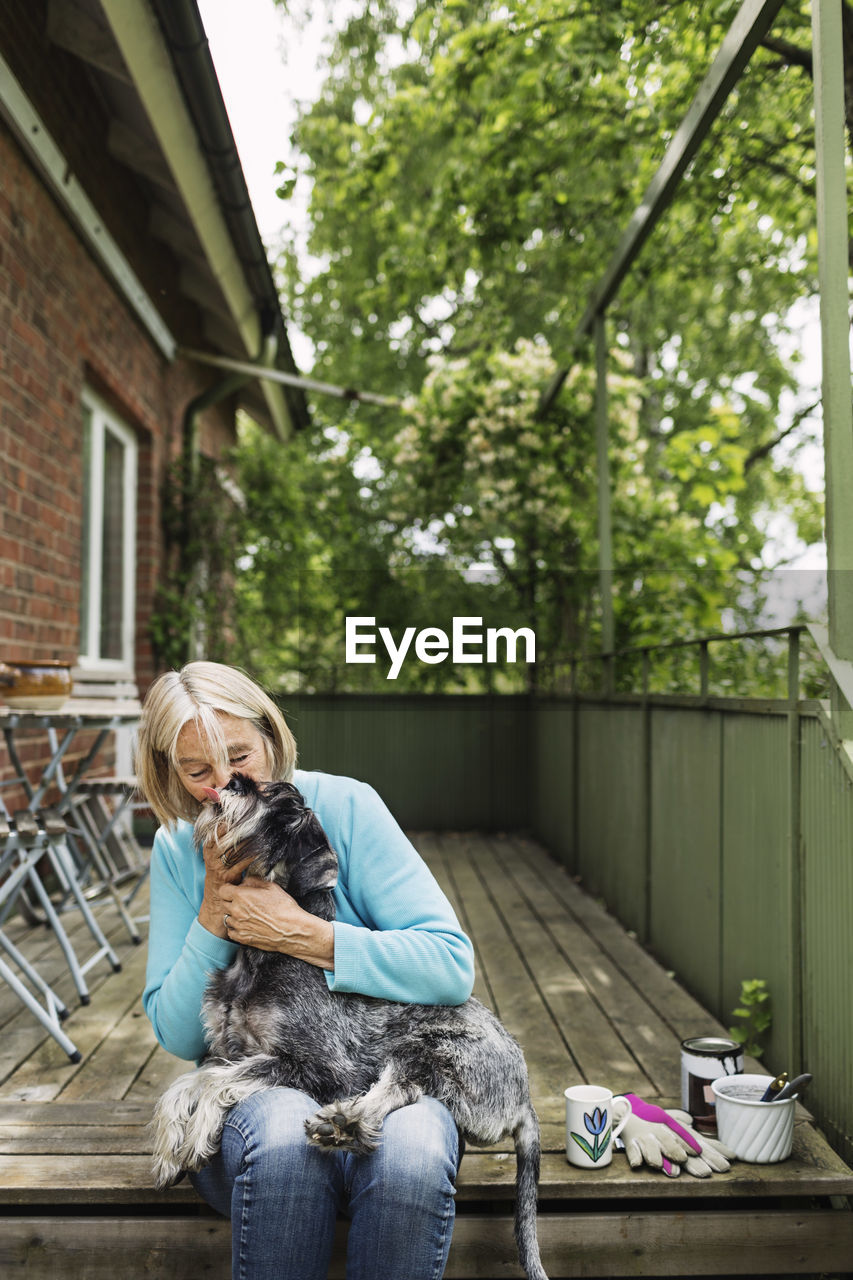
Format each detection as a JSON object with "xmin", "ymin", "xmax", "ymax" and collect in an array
[{"xmin": 99, "ymin": 0, "xmax": 308, "ymax": 439}]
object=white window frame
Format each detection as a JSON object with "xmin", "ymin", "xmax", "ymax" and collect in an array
[{"xmin": 79, "ymin": 388, "xmax": 138, "ymax": 672}]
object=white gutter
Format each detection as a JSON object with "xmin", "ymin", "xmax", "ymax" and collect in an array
[
  {"xmin": 99, "ymin": 0, "xmax": 292, "ymax": 440},
  {"xmin": 0, "ymin": 50, "xmax": 176, "ymax": 360}
]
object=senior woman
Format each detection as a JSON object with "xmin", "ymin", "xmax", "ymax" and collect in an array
[{"xmin": 137, "ymin": 660, "xmax": 474, "ymax": 1280}]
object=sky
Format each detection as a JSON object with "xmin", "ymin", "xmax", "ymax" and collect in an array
[
  {"xmin": 196, "ymin": 0, "xmax": 323, "ymax": 242},
  {"xmin": 197, "ymin": 0, "xmax": 348, "ymax": 375}
]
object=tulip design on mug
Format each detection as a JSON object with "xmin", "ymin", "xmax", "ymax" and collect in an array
[{"xmin": 570, "ymin": 1105, "xmax": 611, "ymax": 1163}]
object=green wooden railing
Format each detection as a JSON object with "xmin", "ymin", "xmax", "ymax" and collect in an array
[
  {"xmin": 281, "ymin": 692, "xmax": 530, "ymax": 831},
  {"xmin": 282, "ymin": 646, "xmax": 853, "ymax": 1168},
  {"xmin": 530, "ymin": 623, "xmax": 853, "ymax": 1165}
]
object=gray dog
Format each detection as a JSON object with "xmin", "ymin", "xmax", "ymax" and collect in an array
[{"xmin": 150, "ymin": 774, "xmax": 548, "ymax": 1280}]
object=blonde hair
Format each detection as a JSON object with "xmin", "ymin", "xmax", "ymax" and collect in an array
[{"xmin": 135, "ymin": 661, "xmax": 297, "ymax": 827}]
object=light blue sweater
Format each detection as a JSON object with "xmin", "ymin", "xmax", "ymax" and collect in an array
[{"xmin": 142, "ymin": 769, "xmax": 475, "ymax": 1061}]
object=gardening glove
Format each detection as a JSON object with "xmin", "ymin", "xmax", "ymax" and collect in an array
[
  {"xmin": 664, "ymin": 1109, "xmax": 735, "ymax": 1177},
  {"xmin": 617, "ymin": 1095, "xmax": 734, "ymax": 1178},
  {"xmin": 618, "ymin": 1094, "xmax": 699, "ymax": 1176}
]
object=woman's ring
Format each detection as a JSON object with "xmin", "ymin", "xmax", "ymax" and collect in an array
[
  {"xmin": 224, "ymin": 913, "xmax": 231, "ymax": 930},
  {"xmin": 220, "ymin": 852, "xmax": 229, "ymax": 866}
]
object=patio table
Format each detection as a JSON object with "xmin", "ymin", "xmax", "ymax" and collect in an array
[{"xmin": 0, "ymin": 699, "xmax": 142, "ymax": 812}]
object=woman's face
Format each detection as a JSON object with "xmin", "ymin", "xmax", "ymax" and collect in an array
[{"xmin": 175, "ymin": 712, "xmax": 270, "ymax": 805}]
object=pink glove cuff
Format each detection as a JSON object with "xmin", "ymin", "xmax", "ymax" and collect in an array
[{"xmin": 623, "ymin": 1094, "xmax": 703, "ymax": 1155}]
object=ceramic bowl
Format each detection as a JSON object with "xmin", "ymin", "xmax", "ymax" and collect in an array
[
  {"xmin": 0, "ymin": 659, "xmax": 73, "ymax": 711},
  {"xmin": 711, "ymin": 1073, "xmax": 796, "ymax": 1163}
]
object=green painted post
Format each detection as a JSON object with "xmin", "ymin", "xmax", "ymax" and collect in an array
[
  {"xmin": 699, "ymin": 641, "xmax": 710, "ymax": 699},
  {"xmin": 595, "ymin": 313, "xmax": 615, "ymax": 655},
  {"xmin": 812, "ymin": 1, "xmax": 853, "ymax": 741},
  {"xmin": 787, "ymin": 628, "xmax": 803, "ymax": 1073},
  {"xmin": 571, "ymin": 679, "xmax": 580, "ymax": 875},
  {"xmin": 641, "ymin": 652, "xmax": 652, "ymax": 945}
]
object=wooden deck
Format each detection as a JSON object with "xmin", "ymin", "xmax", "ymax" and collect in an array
[{"xmin": 0, "ymin": 832, "xmax": 851, "ymax": 1278}]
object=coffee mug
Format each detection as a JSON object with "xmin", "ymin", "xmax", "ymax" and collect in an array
[{"xmin": 565, "ymin": 1085, "xmax": 632, "ymax": 1168}]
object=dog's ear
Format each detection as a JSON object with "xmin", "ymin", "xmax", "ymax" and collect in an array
[{"xmin": 288, "ymin": 808, "xmax": 316, "ymax": 837}]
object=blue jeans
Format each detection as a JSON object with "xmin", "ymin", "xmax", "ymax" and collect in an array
[{"xmin": 190, "ymin": 1087, "xmax": 459, "ymax": 1280}]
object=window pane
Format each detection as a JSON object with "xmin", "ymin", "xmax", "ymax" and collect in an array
[
  {"xmin": 100, "ymin": 428, "xmax": 125, "ymax": 661},
  {"xmin": 79, "ymin": 394, "xmax": 137, "ymax": 667},
  {"xmin": 80, "ymin": 407, "xmax": 94, "ymax": 659}
]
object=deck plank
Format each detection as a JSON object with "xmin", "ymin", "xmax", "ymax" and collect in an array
[
  {"xmin": 417, "ymin": 833, "xmax": 493, "ymax": 1008},
  {"xmin": 0, "ymin": 937, "xmax": 151, "ymax": 1101},
  {"xmin": 467, "ymin": 833, "xmax": 656, "ymax": 1102},
  {"xmin": 517, "ymin": 834, "xmax": 729, "ymax": 1043},
  {"xmin": 1, "ymin": 1122, "xmax": 851, "ymax": 1204},
  {"xmin": 124, "ymin": 1042, "xmax": 194, "ymax": 1101},
  {"xmin": 501, "ymin": 837, "xmax": 700, "ymax": 1100},
  {"xmin": 432, "ymin": 834, "xmax": 578, "ymax": 1130},
  {"xmin": 4, "ymin": 1210, "xmax": 853, "ymax": 1280}
]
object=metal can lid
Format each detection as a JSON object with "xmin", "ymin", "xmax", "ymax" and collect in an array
[{"xmin": 681, "ymin": 1036, "xmax": 742, "ymax": 1056}]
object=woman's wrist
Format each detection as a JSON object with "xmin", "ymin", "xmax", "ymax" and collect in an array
[
  {"xmin": 316, "ymin": 919, "xmax": 335, "ymax": 970},
  {"xmin": 198, "ymin": 896, "xmax": 228, "ymax": 938},
  {"xmin": 284, "ymin": 914, "xmax": 335, "ymax": 970}
]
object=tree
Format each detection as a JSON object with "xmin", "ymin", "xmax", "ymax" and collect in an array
[
  {"xmin": 281, "ymin": 1, "xmax": 823, "ymax": 389},
  {"xmin": 260, "ymin": 0, "xmax": 828, "ymax": 688},
  {"xmin": 231, "ymin": 416, "xmax": 401, "ymax": 690}
]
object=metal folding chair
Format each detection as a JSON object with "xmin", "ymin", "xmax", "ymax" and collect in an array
[
  {"xmin": 0, "ymin": 805, "xmax": 123, "ymax": 1046},
  {"xmin": 0, "ymin": 810, "xmax": 82, "ymax": 1061},
  {"xmin": 45, "ymin": 727, "xmax": 148, "ymax": 943}
]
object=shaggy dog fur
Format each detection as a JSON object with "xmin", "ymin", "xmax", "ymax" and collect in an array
[{"xmin": 151, "ymin": 774, "xmax": 548, "ymax": 1280}]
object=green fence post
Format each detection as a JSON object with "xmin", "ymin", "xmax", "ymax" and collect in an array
[
  {"xmin": 571, "ymin": 671, "xmax": 580, "ymax": 876},
  {"xmin": 787, "ymin": 628, "xmax": 803, "ymax": 1073},
  {"xmin": 641, "ymin": 649, "xmax": 652, "ymax": 945},
  {"xmin": 699, "ymin": 640, "xmax": 710, "ymax": 701},
  {"xmin": 812, "ymin": 0, "xmax": 853, "ymax": 741},
  {"xmin": 594, "ymin": 313, "xmax": 615, "ymax": 656}
]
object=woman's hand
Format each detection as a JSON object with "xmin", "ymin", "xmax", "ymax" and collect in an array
[
  {"xmin": 219, "ymin": 877, "xmax": 335, "ymax": 971},
  {"xmin": 197, "ymin": 840, "xmax": 258, "ymax": 939}
]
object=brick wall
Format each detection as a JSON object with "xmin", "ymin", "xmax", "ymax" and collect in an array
[
  {"xmin": 0, "ymin": 121, "xmax": 235, "ymax": 671},
  {"xmin": 0, "ymin": 90, "xmax": 238, "ymax": 801}
]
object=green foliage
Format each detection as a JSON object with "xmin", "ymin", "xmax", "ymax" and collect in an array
[
  {"xmin": 391, "ymin": 341, "xmax": 600, "ymax": 668},
  {"xmin": 230, "ymin": 417, "xmax": 396, "ymax": 689},
  {"xmin": 388, "ymin": 339, "xmax": 772, "ymax": 673},
  {"xmin": 231, "ymin": 412, "xmax": 549, "ymax": 691},
  {"xmin": 251, "ymin": 1, "xmax": 828, "ymax": 688},
  {"xmin": 729, "ymin": 978, "xmax": 772, "ymax": 1059},
  {"xmin": 150, "ymin": 453, "xmax": 241, "ymax": 671},
  {"xmin": 283, "ymin": 0, "xmax": 821, "ymax": 397}
]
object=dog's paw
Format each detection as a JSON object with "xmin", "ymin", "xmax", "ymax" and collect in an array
[{"xmin": 304, "ymin": 1104, "xmax": 381, "ymax": 1155}]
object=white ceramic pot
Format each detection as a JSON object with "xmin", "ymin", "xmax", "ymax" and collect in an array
[{"xmin": 711, "ymin": 1073, "xmax": 796, "ymax": 1163}]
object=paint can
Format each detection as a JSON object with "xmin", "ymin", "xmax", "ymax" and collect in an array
[{"xmin": 680, "ymin": 1036, "xmax": 743, "ymax": 1131}]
